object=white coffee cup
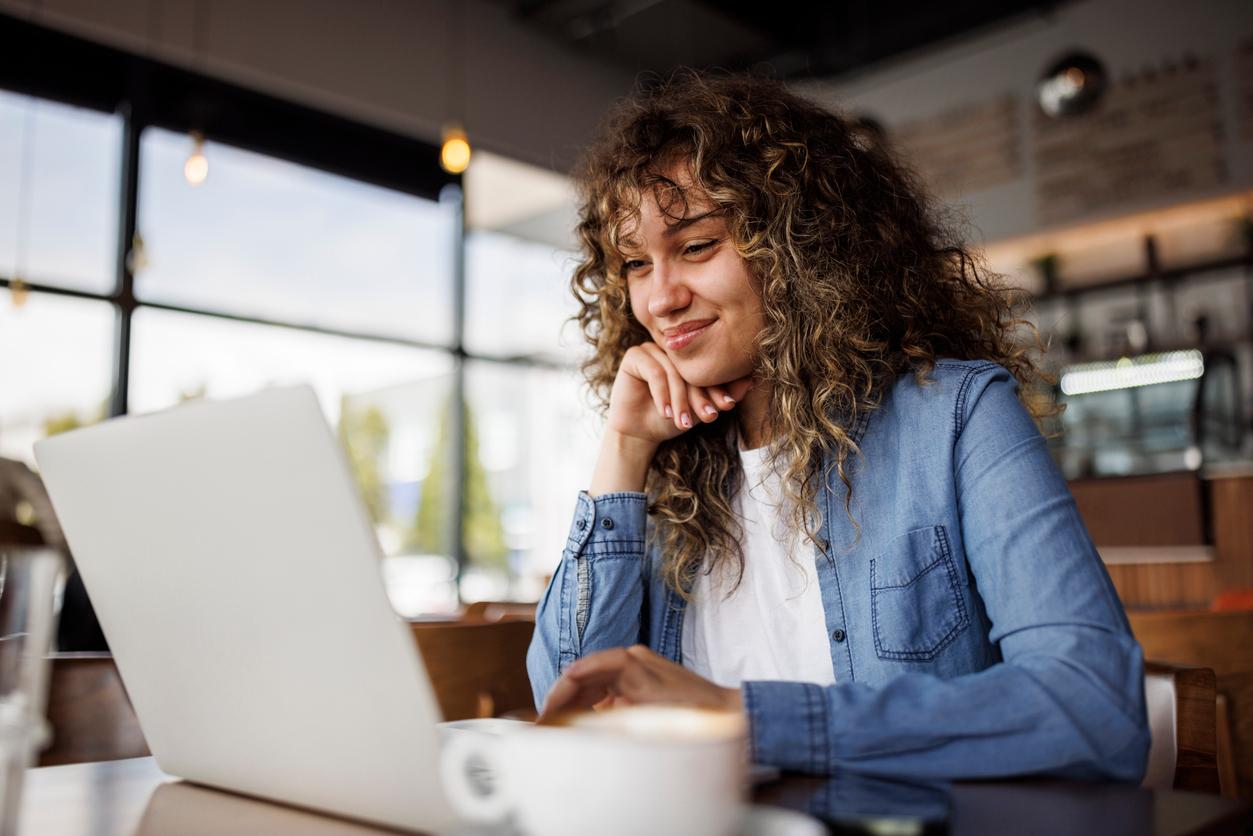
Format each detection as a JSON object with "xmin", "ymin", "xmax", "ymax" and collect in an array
[{"xmin": 439, "ymin": 704, "xmax": 748, "ymax": 836}]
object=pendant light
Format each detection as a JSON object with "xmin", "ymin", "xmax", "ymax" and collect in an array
[
  {"xmin": 182, "ymin": 0, "xmax": 211, "ymax": 186},
  {"xmin": 1037, "ymin": 51, "xmax": 1108, "ymax": 118},
  {"xmin": 439, "ymin": 0, "xmax": 471, "ymax": 174},
  {"xmin": 440, "ymin": 124, "xmax": 471, "ymax": 174},
  {"xmin": 184, "ymin": 131, "xmax": 209, "ymax": 186}
]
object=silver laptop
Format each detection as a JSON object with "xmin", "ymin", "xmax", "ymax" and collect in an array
[{"xmin": 35, "ymin": 385, "xmax": 465, "ymax": 833}]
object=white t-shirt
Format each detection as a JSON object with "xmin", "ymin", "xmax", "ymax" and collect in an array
[{"xmin": 680, "ymin": 445, "xmax": 836, "ymax": 687}]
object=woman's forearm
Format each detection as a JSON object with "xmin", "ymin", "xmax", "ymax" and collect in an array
[
  {"xmin": 527, "ymin": 490, "xmax": 652, "ymax": 708},
  {"xmin": 589, "ymin": 430, "xmax": 657, "ymax": 496},
  {"xmin": 743, "ymin": 628, "xmax": 1148, "ymax": 781}
]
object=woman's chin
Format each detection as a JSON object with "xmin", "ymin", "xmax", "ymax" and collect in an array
[{"xmin": 674, "ymin": 358, "xmax": 751, "ymax": 390}]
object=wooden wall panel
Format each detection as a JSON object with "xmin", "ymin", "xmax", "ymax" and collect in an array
[
  {"xmin": 1070, "ymin": 473, "xmax": 1205, "ymax": 547},
  {"xmin": 1069, "ymin": 473, "xmax": 1253, "ymax": 611},
  {"xmin": 1106, "ymin": 561, "xmax": 1218, "ymax": 611},
  {"xmin": 1211, "ymin": 475, "xmax": 1253, "ymax": 591}
]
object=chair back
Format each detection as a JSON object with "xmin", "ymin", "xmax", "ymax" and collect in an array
[
  {"xmin": 1142, "ymin": 661, "xmax": 1219, "ymax": 793},
  {"xmin": 40, "ymin": 652, "xmax": 149, "ymax": 766},
  {"xmin": 1132, "ymin": 609, "xmax": 1253, "ymax": 799},
  {"xmin": 410, "ymin": 620, "xmax": 536, "ymax": 721},
  {"xmin": 460, "ymin": 600, "xmax": 539, "ymax": 623},
  {"xmin": 0, "ymin": 521, "xmax": 44, "ymax": 547}
]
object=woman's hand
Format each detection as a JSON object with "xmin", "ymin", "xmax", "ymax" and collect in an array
[
  {"xmin": 608, "ymin": 343, "xmax": 753, "ymax": 445},
  {"xmin": 589, "ymin": 343, "xmax": 753, "ymax": 496},
  {"xmin": 538, "ymin": 645, "xmax": 743, "ymax": 721}
]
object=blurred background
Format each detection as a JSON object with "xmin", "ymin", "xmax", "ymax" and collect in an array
[{"xmin": 1, "ymin": 0, "xmax": 1251, "ymax": 625}]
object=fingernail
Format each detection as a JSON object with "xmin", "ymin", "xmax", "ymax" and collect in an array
[
  {"xmin": 681, "ymin": 412, "xmax": 692, "ymax": 428},
  {"xmin": 664, "ymin": 405, "xmax": 673, "ymax": 418},
  {"xmin": 723, "ymin": 394, "xmax": 736, "ymax": 405},
  {"xmin": 703, "ymin": 405, "xmax": 717, "ymax": 417}
]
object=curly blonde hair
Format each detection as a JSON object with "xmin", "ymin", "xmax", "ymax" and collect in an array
[{"xmin": 571, "ymin": 71, "xmax": 1051, "ymax": 597}]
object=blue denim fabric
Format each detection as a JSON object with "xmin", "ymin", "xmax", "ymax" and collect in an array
[{"xmin": 526, "ymin": 360, "xmax": 1150, "ymax": 781}]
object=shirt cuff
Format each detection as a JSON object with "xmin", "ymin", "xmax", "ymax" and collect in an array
[
  {"xmin": 742, "ymin": 680, "xmax": 831, "ymax": 774},
  {"xmin": 565, "ymin": 490, "xmax": 648, "ymax": 556}
]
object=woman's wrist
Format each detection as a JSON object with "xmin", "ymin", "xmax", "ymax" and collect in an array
[{"xmin": 589, "ymin": 430, "xmax": 657, "ymax": 496}]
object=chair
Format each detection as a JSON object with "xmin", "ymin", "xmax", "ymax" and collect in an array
[
  {"xmin": 1132, "ymin": 609, "xmax": 1253, "ymax": 800},
  {"xmin": 410, "ymin": 620, "xmax": 537, "ymax": 721},
  {"xmin": 460, "ymin": 600, "xmax": 539, "ymax": 623},
  {"xmin": 40, "ymin": 652, "xmax": 149, "ymax": 766},
  {"xmin": 0, "ymin": 520, "xmax": 44, "ymax": 546},
  {"xmin": 1142, "ymin": 661, "xmax": 1220, "ymax": 794}
]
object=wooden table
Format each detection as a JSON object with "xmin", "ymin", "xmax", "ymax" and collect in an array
[{"xmin": 21, "ymin": 757, "xmax": 1253, "ymax": 835}]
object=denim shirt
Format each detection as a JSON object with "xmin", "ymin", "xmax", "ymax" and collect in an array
[{"xmin": 527, "ymin": 360, "xmax": 1150, "ymax": 781}]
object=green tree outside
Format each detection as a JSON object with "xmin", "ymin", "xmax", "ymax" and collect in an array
[
  {"xmin": 410, "ymin": 398, "xmax": 507, "ymax": 570},
  {"xmin": 42, "ymin": 397, "xmax": 109, "ymax": 437},
  {"xmin": 338, "ymin": 399, "xmax": 391, "ymax": 526}
]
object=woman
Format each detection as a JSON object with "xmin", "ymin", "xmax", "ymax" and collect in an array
[{"xmin": 526, "ymin": 72, "xmax": 1149, "ymax": 781}]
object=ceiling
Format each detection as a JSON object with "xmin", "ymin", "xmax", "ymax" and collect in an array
[{"xmin": 492, "ymin": 0, "xmax": 1067, "ymax": 80}]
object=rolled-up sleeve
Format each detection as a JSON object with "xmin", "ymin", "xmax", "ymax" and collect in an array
[
  {"xmin": 743, "ymin": 366, "xmax": 1150, "ymax": 781},
  {"xmin": 526, "ymin": 491, "xmax": 650, "ymax": 708}
]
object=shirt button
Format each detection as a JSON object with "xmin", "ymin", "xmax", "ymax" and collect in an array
[
  {"xmin": 576, "ymin": 519, "xmax": 587, "ymax": 530},
  {"xmin": 601, "ymin": 518, "xmax": 615, "ymax": 530},
  {"xmin": 832, "ymin": 629, "xmax": 846, "ymax": 643}
]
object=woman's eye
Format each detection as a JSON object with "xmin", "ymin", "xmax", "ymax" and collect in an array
[
  {"xmin": 684, "ymin": 240, "xmax": 717, "ymax": 256},
  {"xmin": 620, "ymin": 260, "xmax": 647, "ymax": 278}
]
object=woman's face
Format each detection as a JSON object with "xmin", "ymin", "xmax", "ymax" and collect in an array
[{"xmin": 620, "ymin": 172, "xmax": 764, "ymax": 388}]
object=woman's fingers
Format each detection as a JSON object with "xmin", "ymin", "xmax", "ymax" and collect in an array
[
  {"xmin": 622, "ymin": 346, "xmax": 675, "ymax": 422},
  {"xmin": 640, "ymin": 343, "xmax": 691, "ymax": 430},
  {"xmin": 619, "ymin": 343, "xmax": 756, "ymax": 437},
  {"xmin": 540, "ymin": 647, "xmax": 657, "ymax": 719},
  {"xmin": 633, "ymin": 350, "xmax": 673, "ymax": 421},
  {"xmin": 541, "ymin": 670, "xmax": 609, "ymax": 718},
  {"xmin": 705, "ymin": 385, "xmax": 737, "ymax": 410},
  {"xmin": 688, "ymin": 386, "xmax": 721, "ymax": 423},
  {"xmin": 540, "ymin": 645, "xmax": 739, "ymax": 722}
]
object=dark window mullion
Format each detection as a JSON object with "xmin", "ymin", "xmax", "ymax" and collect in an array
[
  {"xmin": 109, "ymin": 97, "xmax": 142, "ymax": 419},
  {"xmin": 443, "ymin": 184, "xmax": 469, "ymax": 595}
]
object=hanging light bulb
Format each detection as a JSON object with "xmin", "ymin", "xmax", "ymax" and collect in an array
[
  {"xmin": 184, "ymin": 131, "xmax": 209, "ymax": 186},
  {"xmin": 440, "ymin": 124, "xmax": 471, "ymax": 174},
  {"xmin": 9, "ymin": 277, "xmax": 29, "ymax": 309}
]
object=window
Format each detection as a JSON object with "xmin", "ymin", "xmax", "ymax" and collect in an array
[
  {"xmin": 129, "ymin": 309, "xmax": 460, "ymax": 613},
  {"xmin": 138, "ymin": 128, "xmax": 456, "ymax": 345},
  {"xmin": 2, "ymin": 27, "xmax": 595, "ymax": 616},
  {"xmin": 0, "ymin": 292, "xmax": 114, "ymax": 464},
  {"xmin": 463, "ymin": 360, "xmax": 601, "ymax": 601},
  {"xmin": 0, "ymin": 89, "xmax": 120, "ymax": 293},
  {"xmin": 465, "ymin": 229, "xmax": 583, "ymax": 362},
  {"xmin": 0, "ymin": 89, "xmax": 119, "ymax": 466}
]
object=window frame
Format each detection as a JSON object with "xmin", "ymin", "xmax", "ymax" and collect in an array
[{"xmin": 0, "ymin": 12, "xmax": 574, "ymax": 594}]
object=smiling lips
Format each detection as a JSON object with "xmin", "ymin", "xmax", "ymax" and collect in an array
[{"xmin": 662, "ymin": 318, "xmax": 716, "ymax": 351}]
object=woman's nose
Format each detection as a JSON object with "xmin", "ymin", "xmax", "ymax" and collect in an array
[{"xmin": 647, "ymin": 263, "xmax": 692, "ymax": 319}]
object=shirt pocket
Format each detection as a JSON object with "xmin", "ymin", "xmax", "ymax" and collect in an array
[{"xmin": 869, "ymin": 525, "xmax": 969, "ymax": 661}]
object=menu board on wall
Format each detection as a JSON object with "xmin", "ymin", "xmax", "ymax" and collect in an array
[
  {"xmin": 1033, "ymin": 58, "xmax": 1227, "ymax": 225},
  {"xmin": 890, "ymin": 94, "xmax": 1021, "ymax": 195}
]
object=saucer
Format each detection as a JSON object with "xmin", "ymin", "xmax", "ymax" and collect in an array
[
  {"xmin": 447, "ymin": 804, "xmax": 825, "ymax": 835},
  {"xmin": 740, "ymin": 806, "xmax": 827, "ymax": 836}
]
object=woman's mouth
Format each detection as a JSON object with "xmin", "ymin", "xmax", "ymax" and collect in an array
[{"xmin": 663, "ymin": 319, "xmax": 716, "ymax": 351}]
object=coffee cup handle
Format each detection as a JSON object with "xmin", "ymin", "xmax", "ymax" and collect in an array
[{"xmin": 439, "ymin": 733, "xmax": 512, "ymax": 823}]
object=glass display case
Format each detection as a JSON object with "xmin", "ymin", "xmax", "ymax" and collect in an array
[{"xmin": 1050, "ymin": 349, "xmax": 1245, "ymax": 478}]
